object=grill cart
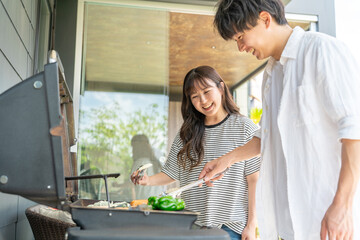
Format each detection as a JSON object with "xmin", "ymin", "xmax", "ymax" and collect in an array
[{"xmin": 0, "ymin": 52, "xmax": 230, "ymax": 240}]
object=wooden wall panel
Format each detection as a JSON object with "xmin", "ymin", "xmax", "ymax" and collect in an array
[{"xmin": 169, "ymin": 12, "xmax": 266, "ymax": 91}]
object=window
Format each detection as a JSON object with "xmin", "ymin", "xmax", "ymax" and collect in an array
[
  {"xmin": 78, "ymin": 3, "xmax": 169, "ymax": 201},
  {"xmin": 75, "ymin": 1, "xmax": 319, "ymax": 202}
]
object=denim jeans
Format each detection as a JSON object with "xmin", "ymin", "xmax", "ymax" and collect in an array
[{"xmin": 221, "ymin": 225, "xmax": 242, "ymax": 240}]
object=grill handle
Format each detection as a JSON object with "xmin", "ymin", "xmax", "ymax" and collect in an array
[
  {"xmin": 65, "ymin": 173, "xmax": 120, "ymax": 181},
  {"xmin": 65, "ymin": 173, "xmax": 120, "ymax": 207}
]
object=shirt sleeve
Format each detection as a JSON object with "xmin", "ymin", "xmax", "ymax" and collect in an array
[
  {"xmin": 245, "ymin": 156, "xmax": 261, "ymax": 176},
  {"xmin": 240, "ymin": 117, "xmax": 261, "ymax": 175},
  {"xmin": 241, "ymin": 117, "xmax": 261, "ymax": 143},
  {"xmin": 161, "ymin": 132, "xmax": 182, "ymax": 181},
  {"xmin": 316, "ymin": 37, "xmax": 360, "ymax": 141},
  {"xmin": 253, "ymin": 128, "xmax": 262, "ymax": 139}
]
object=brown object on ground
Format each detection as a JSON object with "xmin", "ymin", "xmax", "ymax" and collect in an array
[{"xmin": 25, "ymin": 205, "xmax": 76, "ymax": 240}]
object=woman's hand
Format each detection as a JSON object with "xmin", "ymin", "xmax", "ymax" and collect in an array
[
  {"xmin": 241, "ymin": 223, "xmax": 257, "ymax": 240},
  {"xmin": 131, "ymin": 172, "xmax": 175, "ymax": 186},
  {"xmin": 130, "ymin": 171, "xmax": 150, "ymax": 185}
]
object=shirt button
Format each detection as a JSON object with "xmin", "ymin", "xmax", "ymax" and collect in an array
[
  {"xmin": 264, "ymin": 129, "xmax": 268, "ymax": 133},
  {"xmin": 266, "ymin": 105, "xmax": 269, "ymax": 110}
]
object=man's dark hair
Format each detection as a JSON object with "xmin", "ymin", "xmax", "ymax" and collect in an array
[{"xmin": 214, "ymin": 0, "xmax": 288, "ymax": 40}]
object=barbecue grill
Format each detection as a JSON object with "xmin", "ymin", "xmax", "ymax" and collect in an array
[{"xmin": 0, "ymin": 52, "xmax": 230, "ymax": 240}]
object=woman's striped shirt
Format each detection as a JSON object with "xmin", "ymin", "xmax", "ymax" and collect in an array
[{"xmin": 162, "ymin": 113, "xmax": 261, "ymax": 234}]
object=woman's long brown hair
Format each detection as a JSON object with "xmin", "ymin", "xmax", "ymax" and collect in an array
[{"xmin": 177, "ymin": 66, "xmax": 240, "ymax": 170}]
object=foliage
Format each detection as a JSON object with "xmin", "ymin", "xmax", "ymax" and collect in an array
[
  {"xmin": 250, "ymin": 107, "xmax": 262, "ymax": 125},
  {"xmin": 78, "ymin": 102, "xmax": 167, "ymax": 184}
]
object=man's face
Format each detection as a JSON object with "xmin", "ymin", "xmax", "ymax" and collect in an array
[{"xmin": 232, "ymin": 19, "xmax": 271, "ymax": 60}]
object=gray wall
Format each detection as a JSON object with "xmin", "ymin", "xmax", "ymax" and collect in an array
[
  {"xmin": 286, "ymin": 0, "xmax": 336, "ymax": 36},
  {"xmin": 55, "ymin": 0, "xmax": 78, "ymax": 95},
  {"xmin": 1, "ymin": 0, "xmax": 42, "ymax": 239}
]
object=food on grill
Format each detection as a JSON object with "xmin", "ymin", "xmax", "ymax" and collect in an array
[
  {"xmin": 147, "ymin": 195, "xmax": 185, "ymax": 211},
  {"xmin": 130, "ymin": 199, "xmax": 148, "ymax": 207},
  {"xmin": 87, "ymin": 201, "xmax": 130, "ymax": 208},
  {"xmin": 175, "ymin": 198, "xmax": 186, "ymax": 211},
  {"xmin": 147, "ymin": 196, "xmax": 159, "ymax": 210}
]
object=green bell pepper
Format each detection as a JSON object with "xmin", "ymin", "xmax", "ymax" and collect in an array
[
  {"xmin": 147, "ymin": 195, "xmax": 186, "ymax": 211},
  {"xmin": 175, "ymin": 198, "xmax": 185, "ymax": 211},
  {"xmin": 157, "ymin": 195, "xmax": 177, "ymax": 211},
  {"xmin": 147, "ymin": 196, "xmax": 159, "ymax": 210}
]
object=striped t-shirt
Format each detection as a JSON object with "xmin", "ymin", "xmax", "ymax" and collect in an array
[{"xmin": 162, "ymin": 113, "xmax": 261, "ymax": 234}]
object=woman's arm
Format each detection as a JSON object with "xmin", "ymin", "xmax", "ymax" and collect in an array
[
  {"xmin": 242, "ymin": 171, "xmax": 259, "ymax": 240},
  {"xmin": 131, "ymin": 172, "xmax": 175, "ymax": 186}
]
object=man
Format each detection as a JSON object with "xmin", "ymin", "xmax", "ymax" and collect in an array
[{"xmin": 199, "ymin": 0, "xmax": 360, "ymax": 239}]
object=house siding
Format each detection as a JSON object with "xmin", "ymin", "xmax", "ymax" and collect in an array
[{"xmin": 0, "ymin": 0, "xmax": 39, "ymax": 239}]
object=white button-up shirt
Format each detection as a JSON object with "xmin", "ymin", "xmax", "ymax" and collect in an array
[{"xmin": 255, "ymin": 27, "xmax": 360, "ymax": 240}]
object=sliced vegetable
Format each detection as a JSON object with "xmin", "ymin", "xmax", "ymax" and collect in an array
[{"xmin": 130, "ymin": 199, "xmax": 148, "ymax": 207}]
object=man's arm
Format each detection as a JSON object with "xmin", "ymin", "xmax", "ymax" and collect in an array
[
  {"xmin": 321, "ymin": 139, "xmax": 360, "ymax": 240},
  {"xmin": 199, "ymin": 137, "xmax": 261, "ymax": 186}
]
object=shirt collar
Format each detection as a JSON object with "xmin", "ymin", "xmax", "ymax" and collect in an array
[
  {"xmin": 265, "ymin": 26, "xmax": 305, "ymax": 76},
  {"xmin": 265, "ymin": 57, "xmax": 276, "ymax": 76},
  {"xmin": 280, "ymin": 26, "xmax": 305, "ymax": 62}
]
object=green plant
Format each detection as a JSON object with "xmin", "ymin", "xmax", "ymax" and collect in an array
[
  {"xmin": 250, "ymin": 107, "xmax": 262, "ymax": 125},
  {"xmin": 78, "ymin": 102, "xmax": 167, "ymax": 199}
]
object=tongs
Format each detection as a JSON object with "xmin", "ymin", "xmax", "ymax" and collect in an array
[{"xmin": 160, "ymin": 167, "xmax": 230, "ymax": 198}]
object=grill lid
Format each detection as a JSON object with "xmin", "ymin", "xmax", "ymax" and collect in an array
[{"xmin": 0, "ymin": 61, "xmax": 74, "ymax": 208}]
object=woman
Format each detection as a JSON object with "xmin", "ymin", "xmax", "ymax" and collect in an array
[{"xmin": 131, "ymin": 66, "xmax": 260, "ymax": 240}]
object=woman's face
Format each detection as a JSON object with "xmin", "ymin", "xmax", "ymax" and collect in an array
[{"xmin": 189, "ymin": 78, "xmax": 225, "ymax": 120}]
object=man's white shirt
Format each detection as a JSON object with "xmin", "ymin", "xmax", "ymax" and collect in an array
[{"xmin": 255, "ymin": 26, "xmax": 360, "ymax": 240}]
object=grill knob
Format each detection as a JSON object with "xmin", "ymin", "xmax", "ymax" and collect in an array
[
  {"xmin": 0, "ymin": 175, "xmax": 8, "ymax": 184},
  {"xmin": 33, "ymin": 81, "xmax": 43, "ymax": 89}
]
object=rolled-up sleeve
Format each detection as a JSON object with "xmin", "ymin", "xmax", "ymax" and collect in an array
[{"xmin": 317, "ymin": 38, "xmax": 360, "ymax": 141}]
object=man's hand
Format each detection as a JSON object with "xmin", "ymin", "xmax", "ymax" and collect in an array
[
  {"xmin": 241, "ymin": 223, "xmax": 257, "ymax": 240},
  {"xmin": 198, "ymin": 156, "xmax": 231, "ymax": 187},
  {"xmin": 198, "ymin": 137, "xmax": 261, "ymax": 187},
  {"xmin": 320, "ymin": 199, "xmax": 353, "ymax": 240},
  {"xmin": 320, "ymin": 139, "xmax": 360, "ymax": 240}
]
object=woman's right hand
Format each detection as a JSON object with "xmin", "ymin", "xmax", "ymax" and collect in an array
[
  {"xmin": 130, "ymin": 171, "xmax": 150, "ymax": 185},
  {"xmin": 131, "ymin": 172, "xmax": 175, "ymax": 186}
]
